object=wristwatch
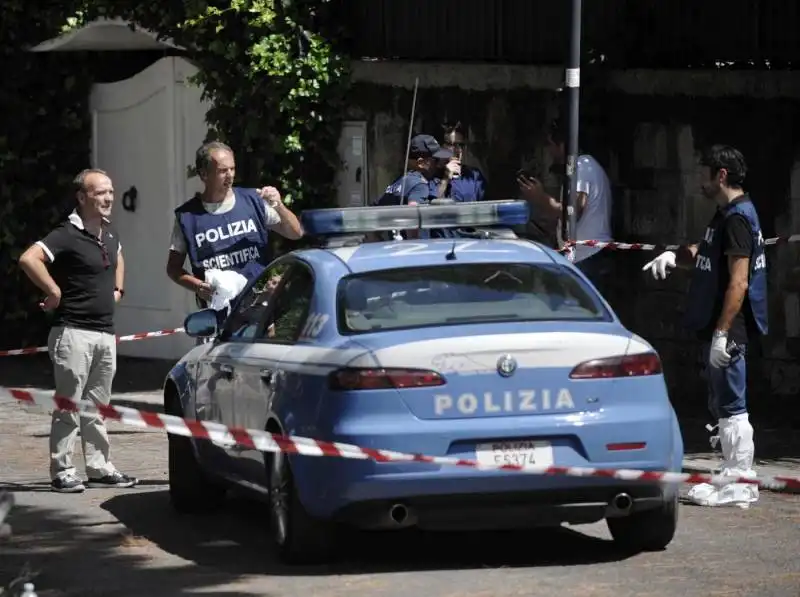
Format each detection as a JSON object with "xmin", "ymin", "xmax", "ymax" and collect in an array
[{"xmin": 114, "ymin": 287, "xmax": 125, "ymax": 297}]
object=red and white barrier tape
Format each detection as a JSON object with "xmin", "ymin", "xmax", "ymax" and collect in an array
[
  {"xmin": 559, "ymin": 233, "xmax": 800, "ymax": 255},
  {"xmin": 0, "ymin": 327, "xmax": 185, "ymax": 357},
  {"xmin": 1, "ymin": 386, "xmax": 798, "ymax": 493}
]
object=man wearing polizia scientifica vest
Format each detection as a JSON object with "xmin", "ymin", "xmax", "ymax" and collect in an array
[
  {"xmin": 643, "ymin": 145, "xmax": 767, "ymax": 509},
  {"xmin": 167, "ymin": 141, "xmax": 304, "ymax": 307}
]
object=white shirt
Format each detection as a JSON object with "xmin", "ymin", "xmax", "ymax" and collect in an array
[
  {"xmin": 573, "ymin": 154, "xmax": 613, "ymax": 263},
  {"xmin": 169, "ymin": 193, "xmax": 282, "ymax": 254}
]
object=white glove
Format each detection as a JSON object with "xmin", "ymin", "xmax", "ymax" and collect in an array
[
  {"xmin": 709, "ymin": 330, "xmax": 731, "ymax": 369},
  {"xmin": 642, "ymin": 250, "xmax": 677, "ymax": 280}
]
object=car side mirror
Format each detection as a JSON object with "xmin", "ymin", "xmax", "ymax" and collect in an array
[{"xmin": 183, "ymin": 309, "xmax": 219, "ymax": 338}]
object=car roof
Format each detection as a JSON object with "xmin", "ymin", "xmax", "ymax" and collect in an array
[{"xmin": 300, "ymin": 238, "xmax": 563, "ymax": 275}]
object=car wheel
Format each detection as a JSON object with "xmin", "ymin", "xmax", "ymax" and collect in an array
[
  {"xmin": 168, "ymin": 432, "xmax": 227, "ymax": 514},
  {"xmin": 607, "ymin": 493, "xmax": 679, "ymax": 552},
  {"xmin": 268, "ymin": 450, "xmax": 335, "ymax": 564}
]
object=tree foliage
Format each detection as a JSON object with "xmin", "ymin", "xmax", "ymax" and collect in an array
[
  {"xmin": 75, "ymin": 0, "xmax": 350, "ymax": 211},
  {"xmin": 0, "ymin": 2, "xmax": 94, "ymax": 348}
]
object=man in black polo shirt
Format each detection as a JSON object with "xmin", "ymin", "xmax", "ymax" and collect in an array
[{"xmin": 19, "ymin": 169, "xmax": 137, "ymax": 493}]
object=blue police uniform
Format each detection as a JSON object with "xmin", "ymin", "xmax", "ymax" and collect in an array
[
  {"xmin": 684, "ymin": 195, "xmax": 768, "ymax": 420},
  {"xmin": 683, "ymin": 194, "xmax": 766, "ymax": 508},
  {"xmin": 374, "ymin": 171, "xmax": 449, "ymax": 240},
  {"xmin": 429, "ymin": 165, "xmax": 488, "ymax": 203},
  {"xmin": 684, "ymin": 197, "xmax": 768, "ymax": 338},
  {"xmin": 175, "ymin": 187, "xmax": 272, "ymax": 284},
  {"xmin": 374, "ymin": 171, "xmax": 433, "ymax": 207},
  {"xmin": 372, "ymin": 133, "xmax": 458, "ymax": 239}
]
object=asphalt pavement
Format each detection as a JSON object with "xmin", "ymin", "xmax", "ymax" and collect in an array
[{"xmin": 2, "ymin": 396, "xmax": 800, "ymax": 597}]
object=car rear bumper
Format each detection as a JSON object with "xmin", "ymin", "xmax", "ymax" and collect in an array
[
  {"xmin": 294, "ymin": 456, "xmax": 679, "ymax": 520},
  {"xmin": 290, "ymin": 409, "xmax": 684, "ymax": 521},
  {"xmin": 332, "ymin": 485, "xmax": 667, "ymax": 531}
]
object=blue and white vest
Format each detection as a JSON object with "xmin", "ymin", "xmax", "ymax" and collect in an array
[
  {"xmin": 683, "ymin": 196, "xmax": 768, "ymax": 335},
  {"xmin": 175, "ymin": 187, "xmax": 271, "ymax": 282}
]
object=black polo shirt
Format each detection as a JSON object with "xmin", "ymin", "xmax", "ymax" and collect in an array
[{"xmin": 37, "ymin": 212, "xmax": 121, "ymax": 334}]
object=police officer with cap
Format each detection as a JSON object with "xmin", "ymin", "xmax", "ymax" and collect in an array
[
  {"xmin": 374, "ymin": 134, "xmax": 453, "ymax": 207},
  {"xmin": 643, "ymin": 144, "xmax": 767, "ymax": 509},
  {"xmin": 373, "ymin": 134, "xmax": 455, "ymax": 240}
]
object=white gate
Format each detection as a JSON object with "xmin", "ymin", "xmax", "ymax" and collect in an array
[{"xmin": 90, "ymin": 56, "xmax": 210, "ymax": 360}]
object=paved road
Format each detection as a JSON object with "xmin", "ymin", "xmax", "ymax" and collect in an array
[{"xmin": 1, "ymin": 401, "xmax": 799, "ymax": 597}]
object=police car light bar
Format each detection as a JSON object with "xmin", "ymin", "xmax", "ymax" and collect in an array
[{"xmin": 301, "ymin": 200, "xmax": 529, "ymax": 236}]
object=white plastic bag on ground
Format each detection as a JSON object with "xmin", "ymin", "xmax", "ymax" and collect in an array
[
  {"xmin": 205, "ymin": 268, "xmax": 248, "ymax": 312},
  {"xmin": 687, "ymin": 479, "xmax": 759, "ymax": 509}
]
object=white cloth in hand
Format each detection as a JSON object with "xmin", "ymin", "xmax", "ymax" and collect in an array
[
  {"xmin": 709, "ymin": 331, "xmax": 731, "ymax": 369},
  {"xmin": 204, "ymin": 269, "xmax": 248, "ymax": 312},
  {"xmin": 642, "ymin": 250, "xmax": 677, "ymax": 280}
]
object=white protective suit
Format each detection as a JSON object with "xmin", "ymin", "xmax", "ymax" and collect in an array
[{"xmin": 687, "ymin": 412, "xmax": 759, "ymax": 508}]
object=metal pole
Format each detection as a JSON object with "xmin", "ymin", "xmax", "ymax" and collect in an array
[
  {"xmin": 398, "ymin": 77, "xmax": 420, "ymax": 206},
  {"xmin": 564, "ymin": 0, "xmax": 582, "ymax": 243}
]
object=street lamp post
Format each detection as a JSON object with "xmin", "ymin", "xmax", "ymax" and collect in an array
[{"xmin": 563, "ymin": 0, "xmax": 583, "ymax": 245}]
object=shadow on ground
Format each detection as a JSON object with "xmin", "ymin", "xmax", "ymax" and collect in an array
[
  {"xmin": 97, "ymin": 489, "xmax": 635, "ymax": 577},
  {"xmin": 0, "ymin": 479, "xmax": 168, "ymax": 494},
  {"xmin": 0, "ymin": 487, "xmax": 638, "ymax": 593},
  {"xmin": 0, "ymin": 497, "xmax": 261, "ymax": 597}
]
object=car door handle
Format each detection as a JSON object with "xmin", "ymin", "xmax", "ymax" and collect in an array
[{"xmin": 260, "ymin": 368, "xmax": 275, "ymax": 384}]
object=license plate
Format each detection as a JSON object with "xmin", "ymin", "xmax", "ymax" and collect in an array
[{"xmin": 475, "ymin": 440, "xmax": 554, "ymax": 467}]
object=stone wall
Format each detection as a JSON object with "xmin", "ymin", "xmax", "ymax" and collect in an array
[{"xmin": 346, "ymin": 63, "xmax": 800, "ymax": 421}]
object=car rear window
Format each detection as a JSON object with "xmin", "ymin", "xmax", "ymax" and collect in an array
[{"xmin": 337, "ymin": 262, "xmax": 610, "ymax": 334}]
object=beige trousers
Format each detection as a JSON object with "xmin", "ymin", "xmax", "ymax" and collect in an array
[{"xmin": 48, "ymin": 326, "xmax": 117, "ymax": 480}]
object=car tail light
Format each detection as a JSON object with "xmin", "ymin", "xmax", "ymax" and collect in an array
[
  {"xmin": 607, "ymin": 442, "xmax": 647, "ymax": 451},
  {"xmin": 329, "ymin": 368, "xmax": 445, "ymax": 391},
  {"xmin": 569, "ymin": 352, "xmax": 662, "ymax": 379}
]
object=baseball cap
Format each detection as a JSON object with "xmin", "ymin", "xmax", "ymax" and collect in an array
[{"xmin": 409, "ymin": 134, "xmax": 453, "ymax": 159}]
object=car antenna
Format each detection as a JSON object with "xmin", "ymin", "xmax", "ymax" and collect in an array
[
  {"xmin": 391, "ymin": 76, "xmax": 420, "ymax": 241},
  {"xmin": 398, "ymin": 76, "xmax": 420, "ymax": 208},
  {"xmin": 445, "ymin": 238, "xmax": 457, "ymax": 261}
]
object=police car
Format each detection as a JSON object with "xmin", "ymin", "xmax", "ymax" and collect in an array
[{"xmin": 163, "ymin": 200, "xmax": 684, "ymax": 564}]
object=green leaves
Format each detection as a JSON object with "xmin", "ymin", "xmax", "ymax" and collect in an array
[
  {"xmin": 167, "ymin": 0, "xmax": 351, "ymax": 210},
  {"xmin": 0, "ymin": 34, "xmax": 93, "ymax": 346}
]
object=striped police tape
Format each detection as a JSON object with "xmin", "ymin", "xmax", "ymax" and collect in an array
[
  {"xmin": 0, "ymin": 327, "xmax": 185, "ymax": 357},
  {"xmin": 1, "ymin": 385, "xmax": 798, "ymax": 493},
  {"xmin": 559, "ymin": 233, "xmax": 800, "ymax": 254}
]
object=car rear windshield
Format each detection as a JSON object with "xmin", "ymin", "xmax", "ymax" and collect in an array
[{"xmin": 337, "ymin": 262, "xmax": 610, "ymax": 334}]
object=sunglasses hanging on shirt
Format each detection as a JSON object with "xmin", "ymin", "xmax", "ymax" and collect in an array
[{"xmin": 97, "ymin": 240, "xmax": 110, "ymax": 269}]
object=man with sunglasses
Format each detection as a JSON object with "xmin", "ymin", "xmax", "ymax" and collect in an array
[
  {"xmin": 431, "ymin": 121, "xmax": 489, "ymax": 203},
  {"xmin": 18, "ymin": 168, "xmax": 137, "ymax": 493}
]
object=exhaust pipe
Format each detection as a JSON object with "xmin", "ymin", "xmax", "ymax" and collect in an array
[
  {"xmin": 388, "ymin": 503, "xmax": 409, "ymax": 525},
  {"xmin": 608, "ymin": 492, "xmax": 633, "ymax": 516}
]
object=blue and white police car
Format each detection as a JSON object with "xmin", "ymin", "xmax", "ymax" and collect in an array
[{"xmin": 163, "ymin": 200, "xmax": 684, "ymax": 564}]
